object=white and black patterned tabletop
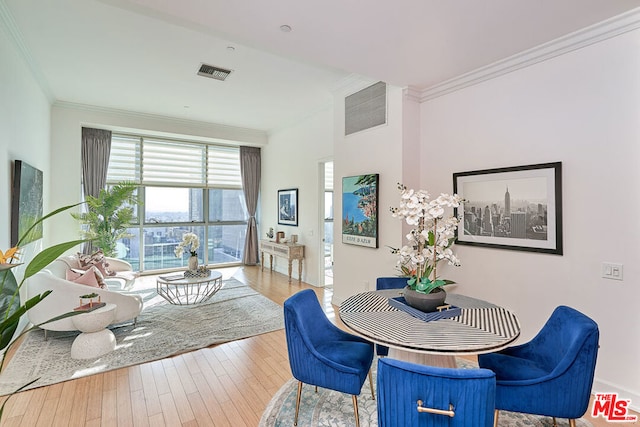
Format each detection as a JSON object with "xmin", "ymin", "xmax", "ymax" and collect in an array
[{"xmin": 339, "ymin": 290, "xmax": 520, "ymax": 355}]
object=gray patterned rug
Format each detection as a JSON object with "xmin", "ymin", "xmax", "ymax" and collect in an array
[
  {"xmin": 0, "ymin": 277, "xmax": 284, "ymax": 395},
  {"xmin": 259, "ymin": 358, "xmax": 594, "ymax": 427}
]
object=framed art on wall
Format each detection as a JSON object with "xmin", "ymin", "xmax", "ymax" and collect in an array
[
  {"xmin": 453, "ymin": 162, "xmax": 563, "ymax": 255},
  {"xmin": 342, "ymin": 173, "xmax": 379, "ymax": 248},
  {"xmin": 11, "ymin": 160, "xmax": 44, "ymax": 246},
  {"xmin": 278, "ymin": 188, "xmax": 298, "ymax": 226}
]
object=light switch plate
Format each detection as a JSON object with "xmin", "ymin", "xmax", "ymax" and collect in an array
[{"xmin": 602, "ymin": 262, "xmax": 623, "ymax": 280}]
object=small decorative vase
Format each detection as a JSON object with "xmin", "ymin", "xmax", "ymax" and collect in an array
[
  {"xmin": 188, "ymin": 255, "xmax": 198, "ymax": 271},
  {"xmin": 403, "ymin": 286, "xmax": 447, "ymax": 313}
]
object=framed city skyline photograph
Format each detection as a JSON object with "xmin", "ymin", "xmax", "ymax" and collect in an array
[
  {"xmin": 278, "ymin": 188, "xmax": 298, "ymax": 226},
  {"xmin": 453, "ymin": 162, "xmax": 563, "ymax": 255},
  {"xmin": 342, "ymin": 173, "xmax": 379, "ymax": 248}
]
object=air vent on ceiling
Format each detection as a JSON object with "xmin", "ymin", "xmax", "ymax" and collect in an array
[
  {"xmin": 197, "ymin": 63, "xmax": 232, "ymax": 81},
  {"xmin": 345, "ymin": 81, "xmax": 387, "ymax": 136}
]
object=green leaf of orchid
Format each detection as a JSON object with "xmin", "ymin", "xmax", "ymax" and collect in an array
[{"xmin": 428, "ymin": 230, "xmax": 435, "ymax": 246}]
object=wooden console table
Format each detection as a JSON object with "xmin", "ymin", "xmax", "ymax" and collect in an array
[{"xmin": 260, "ymin": 240, "xmax": 305, "ymax": 283}]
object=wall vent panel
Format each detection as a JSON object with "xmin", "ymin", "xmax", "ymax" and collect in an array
[{"xmin": 345, "ymin": 81, "xmax": 387, "ymax": 135}]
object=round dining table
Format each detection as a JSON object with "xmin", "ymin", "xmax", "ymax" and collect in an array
[{"xmin": 339, "ymin": 290, "xmax": 521, "ymax": 367}]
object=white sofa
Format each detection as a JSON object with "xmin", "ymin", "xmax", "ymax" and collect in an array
[{"xmin": 26, "ymin": 256, "xmax": 143, "ymax": 334}]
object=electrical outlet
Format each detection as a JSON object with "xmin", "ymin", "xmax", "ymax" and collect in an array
[{"xmin": 602, "ymin": 262, "xmax": 623, "ymax": 281}]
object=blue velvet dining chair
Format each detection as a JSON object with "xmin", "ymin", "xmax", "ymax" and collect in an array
[
  {"xmin": 477, "ymin": 305, "xmax": 599, "ymax": 427},
  {"xmin": 377, "ymin": 358, "xmax": 496, "ymax": 427},
  {"xmin": 283, "ymin": 289, "xmax": 375, "ymax": 427},
  {"xmin": 375, "ymin": 276, "xmax": 407, "ymax": 356}
]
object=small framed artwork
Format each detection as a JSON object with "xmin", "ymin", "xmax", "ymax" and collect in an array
[
  {"xmin": 342, "ymin": 173, "xmax": 379, "ymax": 248},
  {"xmin": 278, "ymin": 188, "xmax": 298, "ymax": 226},
  {"xmin": 453, "ymin": 162, "xmax": 563, "ymax": 255}
]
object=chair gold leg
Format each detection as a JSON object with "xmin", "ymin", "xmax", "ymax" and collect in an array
[
  {"xmin": 368, "ymin": 370, "xmax": 375, "ymax": 400},
  {"xmin": 552, "ymin": 417, "xmax": 558, "ymax": 427},
  {"xmin": 352, "ymin": 395, "xmax": 360, "ymax": 427},
  {"xmin": 493, "ymin": 409, "xmax": 499, "ymax": 427},
  {"xmin": 569, "ymin": 420, "xmax": 577, "ymax": 427},
  {"xmin": 294, "ymin": 381, "xmax": 302, "ymax": 426}
]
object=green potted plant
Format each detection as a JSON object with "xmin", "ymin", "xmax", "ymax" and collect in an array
[
  {"xmin": 72, "ymin": 181, "xmax": 138, "ymax": 257},
  {"xmin": 389, "ymin": 183, "xmax": 462, "ymax": 312},
  {"xmin": 1, "ymin": 204, "xmax": 86, "ymax": 418}
]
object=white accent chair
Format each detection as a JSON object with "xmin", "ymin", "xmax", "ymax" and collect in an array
[{"xmin": 26, "ymin": 258, "xmax": 143, "ymax": 337}]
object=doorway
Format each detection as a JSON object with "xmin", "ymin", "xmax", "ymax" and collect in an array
[{"xmin": 321, "ymin": 161, "xmax": 334, "ymax": 286}]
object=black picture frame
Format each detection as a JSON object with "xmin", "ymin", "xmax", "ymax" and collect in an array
[
  {"xmin": 453, "ymin": 162, "xmax": 562, "ymax": 255},
  {"xmin": 11, "ymin": 160, "xmax": 44, "ymax": 247},
  {"xmin": 278, "ymin": 188, "xmax": 298, "ymax": 226},
  {"xmin": 341, "ymin": 173, "xmax": 379, "ymax": 248}
]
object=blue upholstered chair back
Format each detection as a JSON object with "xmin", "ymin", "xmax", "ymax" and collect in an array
[
  {"xmin": 377, "ymin": 358, "xmax": 496, "ymax": 427},
  {"xmin": 376, "ymin": 276, "xmax": 407, "ymax": 290},
  {"xmin": 478, "ymin": 305, "xmax": 599, "ymax": 420},
  {"xmin": 521, "ymin": 305, "xmax": 599, "ymax": 377},
  {"xmin": 283, "ymin": 289, "xmax": 373, "ymax": 395},
  {"xmin": 375, "ymin": 277, "xmax": 407, "ymax": 356}
]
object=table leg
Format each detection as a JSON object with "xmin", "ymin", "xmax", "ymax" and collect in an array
[
  {"xmin": 261, "ymin": 251, "xmax": 264, "ymax": 271},
  {"xmin": 388, "ymin": 348, "xmax": 457, "ymax": 368},
  {"xmin": 269, "ymin": 254, "xmax": 273, "ymax": 271},
  {"xmin": 287, "ymin": 260, "xmax": 293, "ymax": 283},
  {"xmin": 298, "ymin": 259, "xmax": 303, "ymax": 282}
]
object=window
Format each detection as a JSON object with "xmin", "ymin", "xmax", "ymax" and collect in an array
[{"xmin": 107, "ymin": 134, "xmax": 246, "ymax": 272}]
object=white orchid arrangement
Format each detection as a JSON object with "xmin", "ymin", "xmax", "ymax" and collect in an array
[
  {"xmin": 174, "ymin": 232, "xmax": 200, "ymax": 258},
  {"xmin": 390, "ymin": 183, "xmax": 463, "ymax": 295}
]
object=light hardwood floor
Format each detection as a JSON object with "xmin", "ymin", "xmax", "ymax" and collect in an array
[{"xmin": 0, "ymin": 266, "xmax": 637, "ymax": 426}]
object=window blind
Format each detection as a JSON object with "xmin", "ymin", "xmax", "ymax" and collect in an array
[
  {"xmin": 143, "ymin": 138, "xmax": 206, "ymax": 186},
  {"xmin": 107, "ymin": 134, "xmax": 141, "ymax": 183},
  {"xmin": 324, "ymin": 161, "xmax": 334, "ymax": 191},
  {"xmin": 107, "ymin": 134, "xmax": 242, "ymax": 188},
  {"xmin": 207, "ymin": 145, "xmax": 242, "ymax": 188}
]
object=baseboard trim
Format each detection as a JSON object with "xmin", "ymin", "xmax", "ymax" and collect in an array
[{"xmin": 593, "ymin": 378, "xmax": 640, "ymax": 413}]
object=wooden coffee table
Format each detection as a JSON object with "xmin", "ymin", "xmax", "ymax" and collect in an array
[{"xmin": 156, "ymin": 271, "xmax": 224, "ymax": 305}]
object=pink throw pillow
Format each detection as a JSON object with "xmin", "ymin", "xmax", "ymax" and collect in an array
[
  {"xmin": 77, "ymin": 250, "xmax": 116, "ymax": 277},
  {"xmin": 66, "ymin": 266, "xmax": 103, "ymax": 288}
]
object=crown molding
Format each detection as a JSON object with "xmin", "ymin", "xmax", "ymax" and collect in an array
[
  {"xmin": 403, "ymin": 86, "xmax": 422, "ymax": 102},
  {"xmin": 0, "ymin": 0, "xmax": 54, "ymax": 102},
  {"xmin": 420, "ymin": 7, "xmax": 640, "ymax": 102},
  {"xmin": 54, "ymin": 101, "xmax": 268, "ymax": 145}
]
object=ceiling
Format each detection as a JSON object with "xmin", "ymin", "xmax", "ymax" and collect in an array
[{"xmin": 4, "ymin": 0, "xmax": 639, "ymax": 134}]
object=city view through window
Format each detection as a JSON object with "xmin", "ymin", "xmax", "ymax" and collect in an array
[{"xmin": 116, "ymin": 187, "xmax": 247, "ymax": 272}]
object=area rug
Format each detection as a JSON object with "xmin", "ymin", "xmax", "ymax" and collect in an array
[
  {"xmin": 259, "ymin": 358, "xmax": 594, "ymax": 427},
  {"xmin": 0, "ymin": 277, "xmax": 284, "ymax": 395}
]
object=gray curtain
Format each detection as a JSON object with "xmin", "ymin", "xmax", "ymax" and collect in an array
[
  {"xmin": 81, "ymin": 127, "xmax": 112, "ymax": 253},
  {"xmin": 240, "ymin": 146, "xmax": 261, "ymax": 264}
]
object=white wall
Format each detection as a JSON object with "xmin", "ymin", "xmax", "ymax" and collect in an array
[
  {"xmin": 0, "ymin": 20, "xmax": 51, "ymax": 337},
  {"xmin": 0, "ymin": 22, "xmax": 50, "ymax": 253},
  {"xmin": 261, "ymin": 107, "xmax": 334, "ymax": 285},
  {"xmin": 420, "ymin": 29, "xmax": 640, "ymax": 407},
  {"xmin": 48, "ymin": 103, "xmax": 267, "ymax": 246},
  {"xmin": 331, "ymin": 81, "xmax": 414, "ymax": 303}
]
